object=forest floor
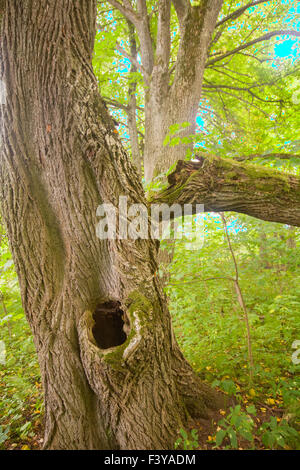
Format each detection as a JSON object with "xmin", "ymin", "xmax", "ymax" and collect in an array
[
  {"xmin": 188, "ymin": 392, "xmax": 291, "ymax": 450},
  {"xmin": 1, "ymin": 366, "xmax": 298, "ymax": 450}
]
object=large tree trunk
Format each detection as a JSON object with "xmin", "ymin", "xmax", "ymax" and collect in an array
[
  {"xmin": 0, "ymin": 0, "xmax": 220, "ymax": 450},
  {"xmin": 143, "ymin": 0, "xmax": 223, "ymax": 182}
]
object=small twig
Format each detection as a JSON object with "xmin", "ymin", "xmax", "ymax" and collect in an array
[
  {"xmin": 220, "ymin": 213, "xmax": 254, "ymax": 383},
  {"xmin": 0, "ymin": 294, "xmax": 12, "ymax": 339}
]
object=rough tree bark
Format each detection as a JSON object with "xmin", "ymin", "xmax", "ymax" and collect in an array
[
  {"xmin": 0, "ymin": 0, "xmax": 221, "ymax": 450},
  {"xmin": 126, "ymin": 20, "xmax": 142, "ymax": 174}
]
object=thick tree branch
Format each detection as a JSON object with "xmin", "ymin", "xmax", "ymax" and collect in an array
[
  {"xmin": 234, "ymin": 153, "xmax": 300, "ymax": 162},
  {"xmin": 172, "ymin": 0, "xmax": 189, "ymax": 31},
  {"xmin": 206, "ymin": 30, "xmax": 300, "ymax": 66},
  {"xmin": 136, "ymin": 0, "xmax": 154, "ymax": 74},
  {"xmin": 107, "ymin": 0, "xmax": 154, "ymax": 74},
  {"xmin": 171, "ymin": 0, "xmax": 223, "ymax": 105},
  {"xmin": 156, "ymin": 0, "xmax": 171, "ymax": 76},
  {"xmin": 152, "ymin": 157, "xmax": 300, "ymax": 227},
  {"xmin": 127, "ymin": 20, "xmax": 143, "ymax": 174}
]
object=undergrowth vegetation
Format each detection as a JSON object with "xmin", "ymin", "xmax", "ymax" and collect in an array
[
  {"xmin": 166, "ymin": 213, "xmax": 300, "ymax": 449},
  {"xmin": 0, "ymin": 226, "xmax": 43, "ymax": 450}
]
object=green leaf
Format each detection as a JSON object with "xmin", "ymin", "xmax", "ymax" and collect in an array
[
  {"xmin": 246, "ymin": 405, "xmax": 257, "ymax": 416},
  {"xmin": 228, "ymin": 429, "xmax": 238, "ymax": 449}
]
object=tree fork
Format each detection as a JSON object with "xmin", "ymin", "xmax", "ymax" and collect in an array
[{"xmin": 0, "ymin": 0, "xmax": 222, "ymax": 449}]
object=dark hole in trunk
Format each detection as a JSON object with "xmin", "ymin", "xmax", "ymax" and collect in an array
[{"xmin": 92, "ymin": 301, "xmax": 128, "ymax": 349}]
